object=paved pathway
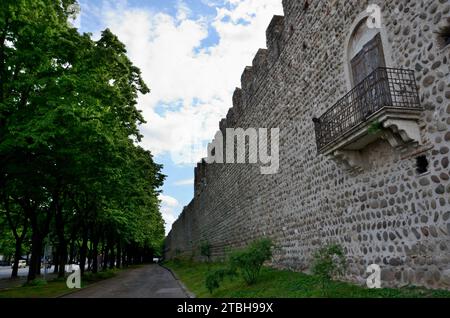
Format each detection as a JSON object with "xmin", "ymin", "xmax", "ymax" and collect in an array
[{"xmin": 64, "ymin": 264, "xmax": 189, "ymax": 298}]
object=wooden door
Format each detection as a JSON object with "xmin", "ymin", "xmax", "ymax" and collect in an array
[
  {"xmin": 350, "ymin": 33, "xmax": 388, "ymax": 117},
  {"xmin": 350, "ymin": 33, "xmax": 386, "ymax": 86}
]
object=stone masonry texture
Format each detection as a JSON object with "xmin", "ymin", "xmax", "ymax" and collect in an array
[{"xmin": 165, "ymin": 0, "xmax": 450, "ymax": 289}]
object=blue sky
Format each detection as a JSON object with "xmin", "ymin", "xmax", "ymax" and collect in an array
[{"xmin": 75, "ymin": 0, "xmax": 283, "ymax": 233}]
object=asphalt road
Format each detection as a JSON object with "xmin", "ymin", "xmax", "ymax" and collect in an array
[
  {"xmin": 0, "ymin": 265, "xmax": 71, "ymax": 279},
  {"xmin": 64, "ymin": 264, "xmax": 189, "ymax": 298},
  {"xmin": 0, "ymin": 266, "xmax": 28, "ymax": 279},
  {"xmin": 0, "ymin": 265, "xmax": 77, "ymax": 290}
]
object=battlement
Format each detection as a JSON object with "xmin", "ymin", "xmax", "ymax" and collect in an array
[
  {"xmin": 266, "ymin": 15, "xmax": 285, "ymax": 64},
  {"xmin": 194, "ymin": 159, "xmax": 207, "ymax": 197},
  {"xmin": 281, "ymin": 0, "xmax": 307, "ymax": 25},
  {"xmin": 252, "ymin": 48, "xmax": 268, "ymax": 83},
  {"xmin": 190, "ymin": 5, "xmax": 308, "ymax": 208},
  {"xmin": 194, "ymin": 13, "xmax": 289, "ymax": 197},
  {"xmin": 232, "ymin": 88, "xmax": 243, "ymax": 115},
  {"xmin": 226, "ymin": 107, "xmax": 235, "ymax": 127},
  {"xmin": 219, "ymin": 118, "xmax": 227, "ymax": 133},
  {"xmin": 240, "ymin": 66, "xmax": 254, "ymax": 94}
]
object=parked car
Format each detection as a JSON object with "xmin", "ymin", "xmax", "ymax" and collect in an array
[
  {"xmin": 11, "ymin": 260, "xmax": 27, "ymax": 268},
  {"xmin": 41, "ymin": 262, "xmax": 52, "ymax": 269},
  {"xmin": 41, "ymin": 257, "xmax": 52, "ymax": 269}
]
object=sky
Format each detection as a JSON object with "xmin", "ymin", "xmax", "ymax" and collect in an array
[{"xmin": 75, "ymin": 0, "xmax": 284, "ymax": 234}]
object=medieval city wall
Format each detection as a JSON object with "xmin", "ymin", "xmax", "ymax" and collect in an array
[{"xmin": 165, "ymin": 0, "xmax": 450, "ymax": 289}]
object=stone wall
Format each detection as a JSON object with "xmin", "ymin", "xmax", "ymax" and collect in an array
[{"xmin": 165, "ymin": 0, "xmax": 450, "ymax": 289}]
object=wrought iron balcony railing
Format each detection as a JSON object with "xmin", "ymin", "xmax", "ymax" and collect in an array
[{"xmin": 313, "ymin": 67, "xmax": 421, "ymax": 153}]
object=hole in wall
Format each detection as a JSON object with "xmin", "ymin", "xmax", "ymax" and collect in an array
[
  {"xmin": 436, "ymin": 24, "xmax": 450, "ymax": 49},
  {"xmin": 416, "ymin": 155, "xmax": 429, "ymax": 174},
  {"xmin": 303, "ymin": 0, "xmax": 309, "ymax": 12}
]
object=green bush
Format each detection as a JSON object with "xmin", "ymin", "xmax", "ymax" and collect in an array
[
  {"xmin": 204, "ymin": 238, "xmax": 274, "ymax": 294},
  {"xmin": 205, "ymin": 268, "xmax": 236, "ymax": 294},
  {"xmin": 172, "ymin": 248, "xmax": 182, "ymax": 265},
  {"xmin": 200, "ymin": 240, "xmax": 212, "ymax": 262},
  {"xmin": 83, "ymin": 269, "xmax": 118, "ymax": 283},
  {"xmin": 229, "ymin": 238, "xmax": 274, "ymax": 285},
  {"xmin": 24, "ymin": 278, "xmax": 48, "ymax": 287},
  {"xmin": 311, "ymin": 243, "xmax": 347, "ymax": 294},
  {"xmin": 174, "ymin": 248, "xmax": 182, "ymax": 256}
]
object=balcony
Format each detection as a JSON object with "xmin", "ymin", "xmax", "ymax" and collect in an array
[{"xmin": 313, "ymin": 67, "xmax": 423, "ymax": 171}]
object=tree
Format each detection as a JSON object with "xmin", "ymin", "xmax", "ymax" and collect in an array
[
  {"xmin": 0, "ymin": 0, "xmax": 165, "ymax": 281},
  {"xmin": 0, "ymin": 213, "xmax": 16, "ymax": 264},
  {"xmin": 0, "ymin": 195, "xmax": 29, "ymax": 278}
]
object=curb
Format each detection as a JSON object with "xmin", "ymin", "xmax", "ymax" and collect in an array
[
  {"xmin": 55, "ymin": 276, "xmax": 112, "ymax": 298},
  {"xmin": 159, "ymin": 264, "xmax": 196, "ymax": 298},
  {"xmin": 56, "ymin": 267, "xmax": 133, "ymax": 298},
  {"xmin": 55, "ymin": 274, "xmax": 112, "ymax": 298}
]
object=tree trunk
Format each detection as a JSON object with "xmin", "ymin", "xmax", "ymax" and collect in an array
[
  {"xmin": 55, "ymin": 195, "xmax": 66, "ymax": 278},
  {"xmin": 126, "ymin": 245, "xmax": 131, "ymax": 265},
  {"xmin": 53, "ymin": 249, "xmax": 59, "ymax": 274},
  {"xmin": 58, "ymin": 243, "xmax": 67, "ymax": 278},
  {"xmin": 116, "ymin": 241, "xmax": 121, "ymax": 268},
  {"xmin": 27, "ymin": 231, "xmax": 42, "ymax": 281},
  {"xmin": 92, "ymin": 237, "xmax": 99, "ymax": 274},
  {"xmin": 36, "ymin": 255, "xmax": 42, "ymax": 275},
  {"xmin": 3, "ymin": 197, "xmax": 28, "ymax": 279},
  {"xmin": 68, "ymin": 239, "xmax": 75, "ymax": 264},
  {"xmin": 79, "ymin": 228, "xmax": 88, "ymax": 275},
  {"xmin": 129, "ymin": 245, "xmax": 134, "ymax": 265},
  {"xmin": 121, "ymin": 247, "xmax": 126, "ymax": 268},
  {"xmin": 102, "ymin": 242, "xmax": 109, "ymax": 271},
  {"xmin": 87, "ymin": 241, "xmax": 92, "ymax": 271},
  {"xmin": 11, "ymin": 238, "xmax": 23, "ymax": 278},
  {"xmin": 109, "ymin": 242, "xmax": 115, "ymax": 269}
]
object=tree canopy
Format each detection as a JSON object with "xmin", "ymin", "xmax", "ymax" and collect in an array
[{"xmin": 0, "ymin": 0, "xmax": 165, "ymax": 280}]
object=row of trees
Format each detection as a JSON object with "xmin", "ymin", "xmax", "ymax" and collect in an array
[{"xmin": 0, "ymin": 0, "xmax": 165, "ymax": 281}]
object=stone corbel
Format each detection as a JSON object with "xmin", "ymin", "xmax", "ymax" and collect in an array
[
  {"xmin": 382, "ymin": 119, "xmax": 422, "ymax": 146},
  {"xmin": 380, "ymin": 129, "xmax": 403, "ymax": 149},
  {"xmin": 333, "ymin": 150, "xmax": 366, "ymax": 172}
]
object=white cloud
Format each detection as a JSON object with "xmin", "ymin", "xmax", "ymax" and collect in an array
[
  {"xmin": 176, "ymin": 0, "xmax": 192, "ymax": 21},
  {"xmin": 173, "ymin": 178, "xmax": 195, "ymax": 186},
  {"xmin": 159, "ymin": 194, "xmax": 180, "ymax": 234},
  {"xmin": 68, "ymin": 3, "xmax": 82, "ymax": 29},
  {"xmin": 161, "ymin": 205, "xmax": 178, "ymax": 235},
  {"xmin": 91, "ymin": 0, "xmax": 283, "ymax": 165},
  {"xmin": 159, "ymin": 194, "xmax": 179, "ymax": 207}
]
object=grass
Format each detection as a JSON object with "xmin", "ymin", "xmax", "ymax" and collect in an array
[
  {"xmin": 0, "ymin": 280, "xmax": 73, "ymax": 298},
  {"xmin": 0, "ymin": 267, "xmax": 127, "ymax": 298},
  {"xmin": 165, "ymin": 260, "xmax": 450, "ymax": 298}
]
